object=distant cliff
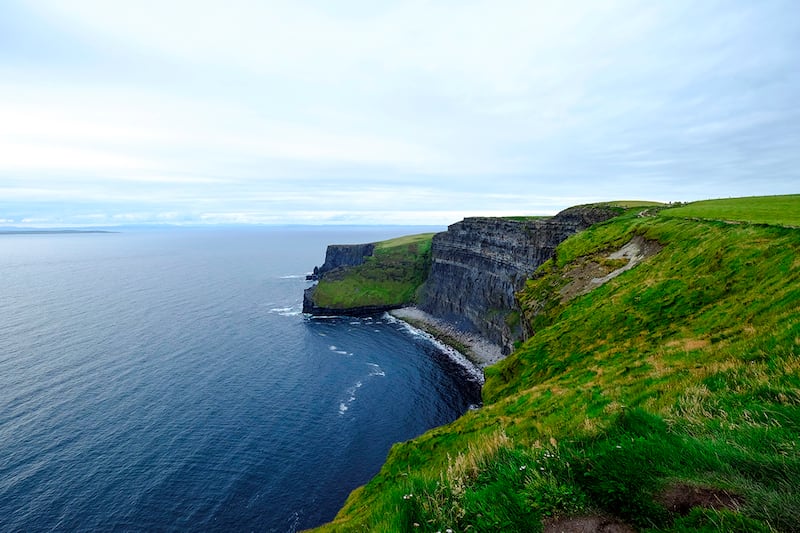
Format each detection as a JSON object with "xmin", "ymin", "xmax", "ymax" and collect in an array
[
  {"xmin": 303, "ymin": 234, "xmax": 434, "ymax": 315},
  {"xmin": 419, "ymin": 206, "xmax": 619, "ymax": 353},
  {"xmin": 307, "ymin": 243, "xmax": 376, "ymax": 281}
]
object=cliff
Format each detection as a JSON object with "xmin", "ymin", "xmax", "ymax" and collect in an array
[
  {"xmin": 419, "ymin": 205, "xmax": 619, "ymax": 353},
  {"xmin": 313, "ymin": 196, "xmax": 800, "ymax": 532},
  {"xmin": 307, "ymin": 243, "xmax": 376, "ymax": 281},
  {"xmin": 303, "ymin": 233, "xmax": 434, "ymax": 315}
]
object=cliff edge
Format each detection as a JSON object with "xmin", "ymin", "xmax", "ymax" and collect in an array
[
  {"xmin": 312, "ymin": 195, "xmax": 800, "ymax": 532},
  {"xmin": 303, "ymin": 233, "xmax": 434, "ymax": 315},
  {"xmin": 419, "ymin": 205, "xmax": 619, "ymax": 353}
]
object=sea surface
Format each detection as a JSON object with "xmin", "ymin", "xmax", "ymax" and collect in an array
[{"xmin": 0, "ymin": 227, "xmax": 482, "ymax": 532}]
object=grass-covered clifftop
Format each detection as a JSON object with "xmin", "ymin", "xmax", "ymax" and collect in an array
[
  {"xmin": 312, "ymin": 195, "xmax": 800, "ymax": 532},
  {"xmin": 309, "ymin": 233, "xmax": 435, "ymax": 311}
]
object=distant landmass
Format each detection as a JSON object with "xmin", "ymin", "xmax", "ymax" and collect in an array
[{"xmin": 0, "ymin": 229, "xmax": 117, "ymax": 235}]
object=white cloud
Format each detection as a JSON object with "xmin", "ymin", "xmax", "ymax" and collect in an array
[{"xmin": 1, "ymin": 1, "xmax": 797, "ymax": 225}]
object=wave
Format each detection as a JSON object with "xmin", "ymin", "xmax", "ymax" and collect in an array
[
  {"xmin": 366, "ymin": 363, "xmax": 386, "ymax": 377},
  {"xmin": 268, "ymin": 307, "xmax": 302, "ymax": 317},
  {"xmin": 329, "ymin": 345, "xmax": 352, "ymax": 356},
  {"xmin": 278, "ymin": 274, "xmax": 308, "ymax": 279},
  {"xmin": 338, "ymin": 381, "xmax": 363, "ymax": 415},
  {"xmin": 383, "ymin": 313, "xmax": 485, "ymax": 384}
]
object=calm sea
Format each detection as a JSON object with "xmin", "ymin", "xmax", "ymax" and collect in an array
[{"xmin": 0, "ymin": 227, "xmax": 481, "ymax": 532}]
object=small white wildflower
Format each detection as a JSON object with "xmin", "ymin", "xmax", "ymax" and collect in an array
[
  {"xmin": 403, "ymin": 493, "xmax": 414, "ymax": 500},
  {"xmin": 616, "ymin": 445, "xmax": 622, "ymax": 449},
  {"xmin": 519, "ymin": 465, "xmax": 527, "ymax": 471},
  {"xmin": 446, "ymin": 529, "xmax": 453, "ymax": 533},
  {"xmin": 540, "ymin": 467, "xmax": 545, "ymax": 471}
]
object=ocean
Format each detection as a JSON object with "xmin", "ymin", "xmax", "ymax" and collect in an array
[{"xmin": 0, "ymin": 227, "xmax": 482, "ymax": 532}]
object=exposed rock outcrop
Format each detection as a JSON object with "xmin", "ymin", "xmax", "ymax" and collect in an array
[
  {"xmin": 306, "ymin": 243, "xmax": 375, "ymax": 280},
  {"xmin": 303, "ymin": 243, "xmax": 377, "ymax": 312},
  {"xmin": 558, "ymin": 235, "xmax": 663, "ymax": 302},
  {"xmin": 419, "ymin": 206, "xmax": 619, "ymax": 353}
]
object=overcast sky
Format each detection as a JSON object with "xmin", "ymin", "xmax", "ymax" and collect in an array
[{"xmin": 1, "ymin": 1, "xmax": 798, "ymax": 226}]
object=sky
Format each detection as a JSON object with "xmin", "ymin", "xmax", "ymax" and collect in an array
[{"xmin": 1, "ymin": 0, "xmax": 798, "ymax": 226}]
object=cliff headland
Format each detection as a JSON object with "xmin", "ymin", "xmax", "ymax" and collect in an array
[
  {"xmin": 307, "ymin": 195, "xmax": 800, "ymax": 532},
  {"xmin": 304, "ymin": 205, "xmax": 619, "ymax": 355}
]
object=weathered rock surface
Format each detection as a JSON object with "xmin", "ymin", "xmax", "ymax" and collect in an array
[
  {"xmin": 306, "ymin": 243, "xmax": 376, "ymax": 280},
  {"xmin": 303, "ymin": 242, "xmax": 377, "ymax": 312},
  {"xmin": 419, "ymin": 206, "xmax": 619, "ymax": 352}
]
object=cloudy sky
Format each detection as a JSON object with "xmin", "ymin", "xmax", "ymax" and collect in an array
[{"xmin": 1, "ymin": 1, "xmax": 798, "ymax": 226}]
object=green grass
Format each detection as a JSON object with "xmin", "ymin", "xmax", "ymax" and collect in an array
[
  {"xmin": 311, "ymin": 233, "xmax": 435, "ymax": 309},
  {"xmin": 660, "ymin": 194, "xmax": 800, "ymax": 226},
  {"xmin": 606, "ymin": 200, "xmax": 666, "ymax": 208},
  {"xmin": 312, "ymin": 196, "xmax": 800, "ymax": 532}
]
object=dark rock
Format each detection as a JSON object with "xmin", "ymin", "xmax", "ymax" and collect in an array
[
  {"xmin": 306, "ymin": 266, "xmax": 320, "ymax": 281},
  {"xmin": 317, "ymin": 243, "xmax": 375, "ymax": 276},
  {"xmin": 302, "ymin": 285, "xmax": 402, "ymax": 316},
  {"xmin": 418, "ymin": 206, "xmax": 619, "ymax": 348},
  {"xmin": 303, "ymin": 243, "xmax": 377, "ymax": 314}
]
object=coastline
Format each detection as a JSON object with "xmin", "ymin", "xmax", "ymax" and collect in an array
[{"xmin": 389, "ymin": 306, "xmax": 505, "ymax": 369}]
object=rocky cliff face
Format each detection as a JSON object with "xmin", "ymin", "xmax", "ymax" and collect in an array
[
  {"xmin": 303, "ymin": 242, "xmax": 378, "ymax": 314},
  {"xmin": 307, "ymin": 243, "xmax": 375, "ymax": 280},
  {"xmin": 419, "ymin": 206, "xmax": 619, "ymax": 352}
]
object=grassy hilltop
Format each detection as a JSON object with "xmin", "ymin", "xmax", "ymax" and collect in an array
[
  {"xmin": 312, "ymin": 195, "xmax": 800, "ymax": 532},
  {"xmin": 310, "ymin": 233, "xmax": 435, "ymax": 310}
]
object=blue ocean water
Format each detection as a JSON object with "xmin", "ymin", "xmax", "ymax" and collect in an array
[{"xmin": 0, "ymin": 228, "xmax": 481, "ymax": 532}]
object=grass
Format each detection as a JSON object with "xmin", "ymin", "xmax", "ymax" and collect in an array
[
  {"xmin": 660, "ymin": 194, "xmax": 800, "ymax": 226},
  {"xmin": 310, "ymin": 233, "xmax": 435, "ymax": 309},
  {"xmin": 311, "ymin": 196, "xmax": 800, "ymax": 532},
  {"xmin": 606, "ymin": 200, "xmax": 666, "ymax": 208}
]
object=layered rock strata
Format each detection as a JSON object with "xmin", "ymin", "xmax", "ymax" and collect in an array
[
  {"xmin": 306, "ymin": 243, "xmax": 375, "ymax": 280},
  {"xmin": 419, "ymin": 206, "xmax": 618, "ymax": 353}
]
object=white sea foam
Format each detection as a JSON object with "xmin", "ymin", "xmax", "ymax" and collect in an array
[
  {"xmin": 384, "ymin": 313, "xmax": 485, "ymax": 384},
  {"xmin": 278, "ymin": 274, "xmax": 306, "ymax": 279},
  {"xmin": 338, "ymin": 381, "xmax": 363, "ymax": 415},
  {"xmin": 329, "ymin": 345, "xmax": 351, "ymax": 355},
  {"xmin": 269, "ymin": 306, "xmax": 302, "ymax": 316},
  {"xmin": 367, "ymin": 362, "xmax": 386, "ymax": 377}
]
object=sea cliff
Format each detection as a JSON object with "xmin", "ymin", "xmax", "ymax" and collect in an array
[
  {"xmin": 303, "ymin": 233, "xmax": 433, "ymax": 315},
  {"xmin": 419, "ymin": 206, "xmax": 619, "ymax": 353},
  {"xmin": 310, "ymin": 195, "xmax": 800, "ymax": 532},
  {"xmin": 305, "ymin": 205, "xmax": 619, "ymax": 356},
  {"xmin": 306, "ymin": 243, "xmax": 376, "ymax": 281}
]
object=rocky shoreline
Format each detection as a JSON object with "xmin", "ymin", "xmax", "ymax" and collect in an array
[{"xmin": 389, "ymin": 306, "xmax": 505, "ymax": 368}]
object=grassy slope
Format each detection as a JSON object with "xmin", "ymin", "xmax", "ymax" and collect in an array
[
  {"xmin": 607, "ymin": 200, "xmax": 666, "ymax": 208},
  {"xmin": 313, "ymin": 198, "xmax": 800, "ymax": 532},
  {"xmin": 311, "ymin": 233, "xmax": 435, "ymax": 309},
  {"xmin": 661, "ymin": 194, "xmax": 800, "ymax": 226}
]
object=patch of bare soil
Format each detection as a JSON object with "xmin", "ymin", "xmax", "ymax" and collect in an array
[
  {"xmin": 543, "ymin": 515, "xmax": 637, "ymax": 533},
  {"xmin": 656, "ymin": 483, "xmax": 743, "ymax": 515},
  {"xmin": 559, "ymin": 236, "xmax": 662, "ymax": 302}
]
